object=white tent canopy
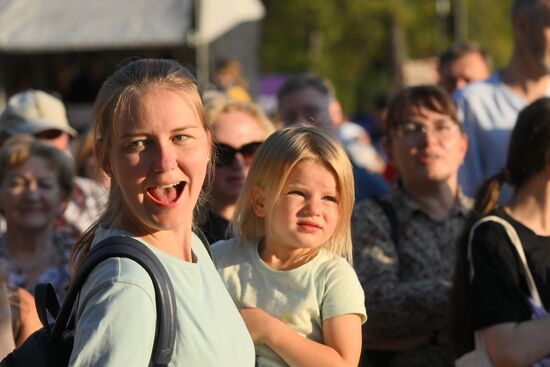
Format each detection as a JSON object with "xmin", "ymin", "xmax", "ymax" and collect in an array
[
  {"xmin": 0, "ymin": 0, "xmax": 193, "ymax": 52},
  {"xmin": 0, "ymin": 0, "xmax": 265, "ymax": 52}
]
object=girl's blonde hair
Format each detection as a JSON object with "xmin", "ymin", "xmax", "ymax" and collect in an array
[
  {"xmin": 231, "ymin": 124, "xmax": 355, "ymax": 262},
  {"xmin": 71, "ymin": 58, "xmax": 213, "ymax": 270}
]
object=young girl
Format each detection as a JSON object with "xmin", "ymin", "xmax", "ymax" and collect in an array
[
  {"xmin": 212, "ymin": 124, "xmax": 367, "ymax": 367},
  {"xmin": 450, "ymin": 97, "xmax": 550, "ymax": 366}
]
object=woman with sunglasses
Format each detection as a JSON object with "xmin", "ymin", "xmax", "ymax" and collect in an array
[{"xmin": 200, "ymin": 93, "xmax": 275, "ymax": 243}]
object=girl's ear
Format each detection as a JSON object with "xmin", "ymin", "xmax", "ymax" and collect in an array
[{"xmin": 251, "ymin": 186, "xmax": 267, "ymax": 218}]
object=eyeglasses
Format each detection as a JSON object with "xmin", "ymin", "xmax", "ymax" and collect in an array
[
  {"xmin": 394, "ymin": 120, "xmax": 460, "ymax": 143},
  {"xmin": 33, "ymin": 129, "xmax": 64, "ymax": 140},
  {"xmin": 214, "ymin": 141, "xmax": 263, "ymax": 167}
]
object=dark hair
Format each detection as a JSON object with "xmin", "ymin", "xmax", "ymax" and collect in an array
[
  {"xmin": 276, "ymin": 73, "xmax": 331, "ymax": 103},
  {"xmin": 385, "ymin": 85, "xmax": 459, "ymax": 139},
  {"xmin": 449, "ymin": 97, "xmax": 550, "ymax": 357},
  {"xmin": 438, "ymin": 41, "xmax": 491, "ymax": 73}
]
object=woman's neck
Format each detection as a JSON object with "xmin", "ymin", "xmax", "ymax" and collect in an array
[
  {"xmin": 258, "ymin": 238, "xmax": 317, "ymax": 271},
  {"xmin": 402, "ymin": 179, "xmax": 459, "ymax": 221},
  {"xmin": 3, "ymin": 226, "xmax": 56, "ymax": 278},
  {"xmin": 112, "ymin": 214, "xmax": 195, "ymax": 262},
  {"xmin": 506, "ymin": 175, "xmax": 550, "ymax": 236},
  {"xmin": 4, "ymin": 226, "xmax": 53, "ymax": 255},
  {"xmin": 213, "ymin": 201, "xmax": 236, "ymax": 221}
]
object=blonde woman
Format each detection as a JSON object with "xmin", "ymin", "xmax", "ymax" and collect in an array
[
  {"xmin": 68, "ymin": 59, "xmax": 254, "ymax": 366},
  {"xmin": 200, "ymin": 93, "xmax": 274, "ymax": 243}
]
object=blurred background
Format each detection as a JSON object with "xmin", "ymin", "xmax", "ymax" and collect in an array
[{"xmin": 0, "ymin": 0, "xmax": 511, "ymax": 133}]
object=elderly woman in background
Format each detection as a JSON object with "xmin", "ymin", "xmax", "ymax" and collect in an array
[
  {"xmin": 200, "ymin": 93, "xmax": 275, "ymax": 243},
  {"xmin": 0, "ymin": 136, "xmax": 75, "ymax": 300},
  {"xmin": 352, "ymin": 85, "xmax": 470, "ymax": 367}
]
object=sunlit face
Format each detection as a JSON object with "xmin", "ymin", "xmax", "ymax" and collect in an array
[
  {"xmin": 278, "ymin": 87, "xmax": 331, "ymax": 128},
  {"xmin": 439, "ymin": 52, "xmax": 490, "ymax": 94},
  {"xmin": 211, "ymin": 110, "xmax": 266, "ymax": 207},
  {"xmin": 106, "ymin": 86, "xmax": 210, "ymax": 234},
  {"xmin": 0, "ymin": 156, "xmax": 66, "ymax": 231},
  {"xmin": 257, "ymin": 160, "xmax": 340, "ymax": 258},
  {"xmin": 387, "ymin": 106, "xmax": 467, "ymax": 189}
]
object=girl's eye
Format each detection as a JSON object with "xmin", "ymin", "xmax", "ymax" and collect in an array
[
  {"xmin": 323, "ymin": 195, "xmax": 339, "ymax": 203},
  {"xmin": 288, "ymin": 190, "xmax": 305, "ymax": 197},
  {"xmin": 127, "ymin": 139, "xmax": 146, "ymax": 150},
  {"xmin": 173, "ymin": 134, "xmax": 189, "ymax": 143}
]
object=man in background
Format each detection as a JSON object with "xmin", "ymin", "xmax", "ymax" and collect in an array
[
  {"xmin": 277, "ymin": 73, "xmax": 389, "ymax": 201},
  {"xmin": 437, "ymin": 41, "xmax": 491, "ymax": 94},
  {"xmin": 455, "ymin": 0, "xmax": 550, "ymax": 197}
]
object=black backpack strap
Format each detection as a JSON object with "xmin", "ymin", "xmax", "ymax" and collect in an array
[
  {"xmin": 51, "ymin": 236, "xmax": 177, "ymax": 366},
  {"xmin": 372, "ymin": 197, "xmax": 400, "ymax": 248},
  {"xmin": 194, "ymin": 228, "xmax": 213, "ymax": 259},
  {"xmin": 33, "ymin": 283, "xmax": 60, "ymax": 330}
]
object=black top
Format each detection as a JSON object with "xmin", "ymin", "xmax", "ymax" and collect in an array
[
  {"xmin": 199, "ymin": 209, "xmax": 231, "ymax": 245},
  {"xmin": 468, "ymin": 208, "xmax": 550, "ymax": 331}
]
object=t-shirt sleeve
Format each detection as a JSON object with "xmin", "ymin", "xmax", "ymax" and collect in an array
[
  {"xmin": 321, "ymin": 259, "xmax": 367, "ymax": 324},
  {"xmin": 468, "ymin": 221, "xmax": 532, "ymax": 331},
  {"xmin": 69, "ymin": 258, "xmax": 157, "ymax": 367}
]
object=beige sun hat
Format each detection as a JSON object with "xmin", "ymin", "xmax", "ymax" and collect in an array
[{"xmin": 0, "ymin": 89, "xmax": 78, "ymax": 137}]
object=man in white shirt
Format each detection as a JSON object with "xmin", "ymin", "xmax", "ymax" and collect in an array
[{"xmin": 455, "ymin": 0, "xmax": 550, "ymax": 197}]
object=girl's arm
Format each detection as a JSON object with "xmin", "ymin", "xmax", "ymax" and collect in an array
[
  {"xmin": 241, "ymin": 307, "xmax": 362, "ymax": 367},
  {"xmin": 482, "ymin": 317, "xmax": 550, "ymax": 367}
]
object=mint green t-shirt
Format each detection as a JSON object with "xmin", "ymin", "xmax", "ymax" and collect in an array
[
  {"xmin": 69, "ymin": 227, "xmax": 255, "ymax": 366},
  {"xmin": 212, "ymin": 238, "xmax": 367, "ymax": 367}
]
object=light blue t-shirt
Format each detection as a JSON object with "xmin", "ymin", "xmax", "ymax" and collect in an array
[
  {"xmin": 69, "ymin": 227, "xmax": 255, "ymax": 367},
  {"xmin": 454, "ymin": 72, "xmax": 550, "ymax": 197},
  {"xmin": 212, "ymin": 238, "xmax": 367, "ymax": 367}
]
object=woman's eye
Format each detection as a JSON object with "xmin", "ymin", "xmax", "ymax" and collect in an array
[
  {"xmin": 38, "ymin": 181, "xmax": 54, "ymax": 190},
  {"xmin": 173, "ymin": 134, "xmax": 189, "ymax": 143},
  {"xmin": 323, "ymin": 195, "xmax": 339, "ymax": 203},
  {"xmin": 127, "ymin": 140, "xmax": 146, "ymax": 150}
]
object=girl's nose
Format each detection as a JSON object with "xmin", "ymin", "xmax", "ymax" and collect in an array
[
  {"xmin": 303, "ymin": 198, "xmax": 322, "ymax": 216},
  {"xmin": 153, "ymin": 143, "xmax": 177, "ymax": 172}
]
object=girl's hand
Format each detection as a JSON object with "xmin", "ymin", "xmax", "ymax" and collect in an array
[{"xmin": 239, "ymin": 307, "xmax": 275, "ymax": 344}]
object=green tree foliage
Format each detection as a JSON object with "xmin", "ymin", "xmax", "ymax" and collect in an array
[{"xmin": 260, "ymin": 0, "xmax": 513, "ymax": 116}]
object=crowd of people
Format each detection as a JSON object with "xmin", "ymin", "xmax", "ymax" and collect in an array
[{"xmin": 0, "ymin": 0, "xmax": 548, "ymax": 366}]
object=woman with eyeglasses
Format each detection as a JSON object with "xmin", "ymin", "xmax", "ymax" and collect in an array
[
  {"xmin": 351, "ymin": 85, "xmax": 470, "ymax": 367},
  {"xmin": 200, "ymin": 93, "xmax": 275, "ymax": 244}
]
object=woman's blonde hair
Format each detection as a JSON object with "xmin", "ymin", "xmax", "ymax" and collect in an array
[
  {"xmin": 231, "ymin": 124, "xmax": 355, "ymax": 262},
  {"xmin": 0, "ymin": 135, "xmax": 74, "ymax": 200},
  {"xmin": 203, "ymin": 92, "xmax": 275, "ymax": 136},
  {"xmin": 71, "ymin": 58, "xmax": 213, "ymax": 269}
]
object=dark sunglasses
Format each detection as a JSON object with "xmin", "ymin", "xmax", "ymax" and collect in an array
[
  {"xmin": 33, "ymin": 129, "xmax": 64, "ymax": 140},
  {"xmin": 214, "ymin": 141, "xmax": 263, "ymax": 167}
]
